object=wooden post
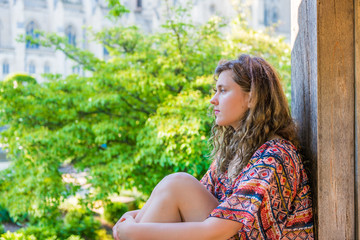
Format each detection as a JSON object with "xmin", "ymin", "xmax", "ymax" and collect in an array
[
  {"xmin": 355, "ymin": 0, "xmax": 360, "ymax": 238},
  {"xmin": 291, "ymin": 0, "xmax": 357, "ymax": 239}
]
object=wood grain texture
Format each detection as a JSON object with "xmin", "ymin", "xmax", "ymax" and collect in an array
[
  {"xmin": 292, "ymin": 0, "xmax": 356, "ymax": 239},
  {"xmin": 317, "ymin": 0, "xmax": 355, "ymax": 238},
  {"xmin": 291, "ymin": 0, "xmax": 318, "ymax": 236},
  {"xmin": 355, "ymin": 0, "xmax": 360, "ymax": 238}
]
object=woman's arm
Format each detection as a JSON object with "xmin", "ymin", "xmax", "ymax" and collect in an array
[{"xmin": 114, "ymin": 215, "xmax": 243, "ymax": 240}]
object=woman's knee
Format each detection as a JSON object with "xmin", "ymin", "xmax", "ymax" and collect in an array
[
  {"xmin": 166, "ymin": 172, "xmax": 196, "ymax": 182},
  {"xmin": 163, "ymin": 172, "xmax": 198, "ymax": 187},
  {"xmin": 153, "ymin": 172, "xmax": 197, "ymax": 195}
]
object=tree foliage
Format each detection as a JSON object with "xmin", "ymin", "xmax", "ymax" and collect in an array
[{"xmin": 0, "ymin": 2, "xmax": 291, "ymax": 228}]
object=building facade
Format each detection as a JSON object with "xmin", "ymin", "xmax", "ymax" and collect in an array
[
  {"xmin": 0, "ymin": 0, "xmax": 113, "ymax": 81},
  {"xmin": 0, "ymin": 0, "xmax": 290, "ymax": 81}
]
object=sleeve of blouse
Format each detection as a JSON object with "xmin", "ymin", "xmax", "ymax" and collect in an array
[
  {"xmin": 200, "ymin": 160, "xmax": 217, "ymax": 196},
  {"xmin": 208, "ymin": 155, "xmax": 287, "ymax": 232}
]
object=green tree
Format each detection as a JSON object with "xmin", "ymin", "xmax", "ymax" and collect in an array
[{"xmin": 0, "ymin": 2, "xmax": 290, "ymax": 227}]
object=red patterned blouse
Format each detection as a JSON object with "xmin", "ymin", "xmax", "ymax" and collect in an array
[{"xmin": 200, "ymin": 139, "xmax": 314, "ymax": 239}]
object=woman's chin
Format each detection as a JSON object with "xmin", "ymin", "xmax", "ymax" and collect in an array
[
  {"xmin": 216, "ymin": 121, "xmax": 236, "ymax": 129},
  {"xmin": 215, "ymin": 120, "xmax": 226, "ymax": 126}
]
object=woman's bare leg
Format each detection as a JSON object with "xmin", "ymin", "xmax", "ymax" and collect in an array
[{"xmin": 134, "ymin": 172, "xmax": 218, "ymax": 223}]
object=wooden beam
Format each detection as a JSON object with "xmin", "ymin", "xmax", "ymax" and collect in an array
[
  {"xmin": 317, "ymin": 0, "xmax": 355, "ymax": 238},
  {"xmin": 291, "ymin": 0, "xmax": 356, "ymax": 238},
  {"xmin": 355, "ymin": 0, "xmax": 360, "ymax": 238},
  {"xmin": 291, "ymin": 0, "xmax": 318, "ymax": 234}
]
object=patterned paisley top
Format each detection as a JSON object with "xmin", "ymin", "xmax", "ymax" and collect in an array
[{"xmin": 200, "ymin": 139, "xmax": 314, "ymax": 239}]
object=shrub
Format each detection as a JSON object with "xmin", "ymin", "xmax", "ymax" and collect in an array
[
  {"xmin": 103, "ymin": 202, "xmax": 129, "ymax": 224},
  {"xmin": 58, "ymin": 208, "xmax": 101, "ymax": 239},
  {"xmin": 20, "ymin": 225, "xmax": 56, "ymax": 240},
  {"xmin": 0, "ymin": 231, "xmax": 36, "ymax": 240},
  {"xmin": 0, "ymin": 205, "xmax": 12, "ymax": 223},
  {"xmin": 126, "ymin": 199, "xmax": 142, "ymax": 211},
  {"xmin": 0, "ymin": 224, "xmax": 4, "ymax": 235},
  {"xmin": 66, "ymin": 235, "xmax": 84, "ymax": 240},
  {"xmin": 3, "ymin": 73, "xmax": 37, "ymax": 85},
  {"xmin": 95, "ymin": 229, "xmax": 112, "ymax": 240}
]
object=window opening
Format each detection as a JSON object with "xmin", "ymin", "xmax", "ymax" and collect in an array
[{"xmin": 26, "ymin": 21, "xmax": 40, "ymax": 49}]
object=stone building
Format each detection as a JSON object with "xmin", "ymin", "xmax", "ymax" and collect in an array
[
  {"xmin": 0, "ymin": 0, "xmax": 290, "ymax": 81},
  {"xmin": 0, "ymin": 0, "xmax": 113, "ymax": 82}
]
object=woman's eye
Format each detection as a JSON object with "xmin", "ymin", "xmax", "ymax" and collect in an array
[{"xmin": 220, "ymin": 88, "xmax": 226, "ymax": 93}]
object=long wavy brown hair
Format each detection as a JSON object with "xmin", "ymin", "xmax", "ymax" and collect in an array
[{"xmin": 210, "ymin": 54, "xmax": 298, "ymax": 179}]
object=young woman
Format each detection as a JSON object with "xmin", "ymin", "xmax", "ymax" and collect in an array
[{"xmin": 113, "ymin": 54, "xmax": 314, "ymax": 240}]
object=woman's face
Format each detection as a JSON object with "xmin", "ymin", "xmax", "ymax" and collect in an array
[{"xmin": 210, "ymin": 70, "xmax": 250, "ymax": 129}]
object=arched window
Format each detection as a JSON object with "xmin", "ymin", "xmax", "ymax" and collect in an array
[
  {"xmin": 264, "ymin": 1, "xmax": 280, "ymax": 27},
  {"xmin": 2, "ymin": 61, "xmax": 9, "ymax": 75},
  {"xmin": 26, "ymin": 21, "xmax": 40, "ymax": 49},
  {"xmin": 72, "ymin": 66, "xmax": 80, "ymax": 74},
  {"xmin": 44, "ymin": 62, "xmax": 50, "ymax": 73},
  {"xmin": 210, "ymin": 4, "xmax": 216, "ymax": 14},
  {"xmin": 136, "ymin": 0, "xmax": 142, "ymax": 8},
  {"xmin": 271, "ymin": 7, "xmax": 279, "ymax": 23},
  {"xmin": 29, "ymin": 62, "xmax": 36, "ymax": 74},
  {"xmin": 65, "ymin": 25, "xmax": 76, "ymax": 46}
]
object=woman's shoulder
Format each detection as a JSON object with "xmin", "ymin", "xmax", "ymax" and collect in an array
[
  {"xmin": 251, "ymin": 138, "xmax": 300, "ymax": 164},
  {"xmin": 244, "ymin": 138, "xmax": 305, "ymax": 181}
]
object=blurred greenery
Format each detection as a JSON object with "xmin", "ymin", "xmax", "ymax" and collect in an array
[
  {"xmin": 0, "ymin": 205, "xmax": 12, "ymax": 223},
  {"xmin": 103, "ymin": 202, "xmax": 129, "ymax": 224},
  {"xmin": 60, "ymin": 208, "xmax": 101, "ymax": 239},
  {"xmin": 0, "ymin": 1, "xmax": 290, "ymax": 238},
  {"xmin": 0, "ymin": 206, "xmax": 107, "ymax": 240},
  {"xmin": 0, "ymin": 232, "xmax": 37, "ymax": 240}
]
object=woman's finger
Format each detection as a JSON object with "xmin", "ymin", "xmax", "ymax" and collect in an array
[
  {"xmin": 112, "ymin": 227, "xmax": 118, "ymax": 240},
  {"xmin": 113, "ymin": 218, "xmax": 123, "ymax": 240}
]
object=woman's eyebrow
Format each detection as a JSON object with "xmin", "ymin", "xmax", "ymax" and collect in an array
[{"xmin": 216, "ymin": 84, "xmax": 226, "ymax": 88}]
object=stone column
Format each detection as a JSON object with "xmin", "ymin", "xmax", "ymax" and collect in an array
[
  {"xmin": 52, "ymin": 0, "xmax": 65, "ymax": 76},
  {"xmin": 12, "ymin": 0, "xmax": 25, "ymax": 72}
]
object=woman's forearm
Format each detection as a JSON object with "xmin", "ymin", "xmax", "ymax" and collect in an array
[
  {"xmin": 127, "ymin": 222, "xmax": 211, "ymax": 240},
  {"xmin": 125, "ymin": 218, "xmax": 242, "ymax": 240}
]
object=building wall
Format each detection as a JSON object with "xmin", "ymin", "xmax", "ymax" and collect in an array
[{"xmin": 0, "ymin": 0, "xmax": 290, "ymax": 81}]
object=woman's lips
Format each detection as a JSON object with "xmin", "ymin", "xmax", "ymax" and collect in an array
[{"xmin": 214, "ymin": 110, "xmax": 220, "ymax": 115}]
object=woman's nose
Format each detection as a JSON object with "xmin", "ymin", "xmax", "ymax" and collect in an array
[{"xmin": 210, "ymin": 94, "xmax": 218, "ymax": 105}]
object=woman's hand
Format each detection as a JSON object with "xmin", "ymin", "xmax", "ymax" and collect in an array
[
  {"xmin": 120, "ymin": 209, "xmax": 140, "ymax": 222},
  {"xmin": 113, "ymin": 211, "xmax": 139, "ymax": 240}
]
